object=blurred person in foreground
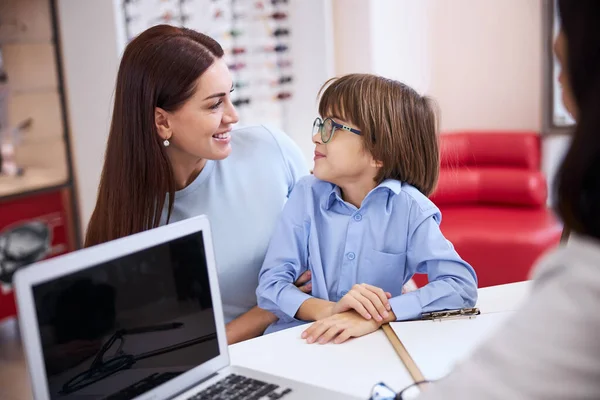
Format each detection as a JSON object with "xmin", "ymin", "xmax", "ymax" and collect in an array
[{"xmin": 415, "ymin": 1, "xmax": 600, "ymax": 399}]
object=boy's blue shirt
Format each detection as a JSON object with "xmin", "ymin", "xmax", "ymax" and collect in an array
[{"xmin": 257, "ymin": 175, "xmax": 478, "ymax": 334}]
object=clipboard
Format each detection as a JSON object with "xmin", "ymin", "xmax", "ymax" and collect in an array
[
  {"xmin": 381, "ymin": 307, "xmax": 481, "ymax": 383},
  {"xmin": 420, "ymin": 307, "xmax": 480, "ymax": 321}
]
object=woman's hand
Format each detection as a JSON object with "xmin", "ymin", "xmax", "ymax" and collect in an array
[
  {"xmin": 294, "ymin": 270, "xmax": 312, "ymax": 293},
  {"xmin": 331, "ymin": 283, "xmax": 391, "ymax": 322},
  {"xmin": 301, "ymin": 310, "xmax": 382, "ymax": 344},
  {"xmin": 226, "ymin": 270, "xmax": 313, "ymax": 345}
]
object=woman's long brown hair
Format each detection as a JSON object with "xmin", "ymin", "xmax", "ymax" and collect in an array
[
  {"xmin": 84, "ymin": 25, "xmax": 224, "ymax": 247},
  {"xmin": 555, "ymin": 1, "xmax": 600, "ymax": 240}
]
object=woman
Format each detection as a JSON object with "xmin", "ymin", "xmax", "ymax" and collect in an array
[
  {"xmin": 84, "ymin": 25, "xmax": 311, "ymax": 344},
  {"xmin": 416, "ymin": 1, "xmax": 600, "ymax": 398}
]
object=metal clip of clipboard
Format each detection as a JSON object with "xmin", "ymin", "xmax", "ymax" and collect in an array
[{"xmin": 420, "ymin": 307, "xmax": 481, "ymax": 321}]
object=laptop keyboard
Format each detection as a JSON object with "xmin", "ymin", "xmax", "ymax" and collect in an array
[
  {"xmin": 187, "ymin": 373, "xmax": 293, "ymax": 400},
  {"xmin": 104, "ymin": 372, "xmax": 183, "ymax": 400}
]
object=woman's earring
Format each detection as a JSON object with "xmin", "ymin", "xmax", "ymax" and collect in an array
[{"xmin": 163, "ymin": 139, "xmax": 170, "ymax": 147}]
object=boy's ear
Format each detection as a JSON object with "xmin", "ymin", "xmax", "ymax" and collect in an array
[{"xmin": 371, "ymin": 159, "xmax": 384, "ymax": 168}]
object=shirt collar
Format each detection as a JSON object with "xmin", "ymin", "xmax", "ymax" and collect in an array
[
  {"xmin": 377, "ymin": 179, "xmax": 402, "ymax": 195},
  {"xmin": 325, "ymin": 185, "xmax": 343, "ymax": 210},
  {"xmin": 324, "ymin": 179, "xmax": 402, "ymax": 210}
]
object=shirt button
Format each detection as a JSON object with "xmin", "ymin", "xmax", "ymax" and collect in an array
[
  {"xmin": 354, "ymin": 214, "xmax": 362, "ymax": 221},
  {"xmin": 347, "ymin": 252, "xmax": 356, "ymax": 260}
]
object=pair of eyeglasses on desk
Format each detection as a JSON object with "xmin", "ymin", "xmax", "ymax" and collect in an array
[{"xmin": 370, "ymin": 380, "xmax": 433, "ymax": 400}]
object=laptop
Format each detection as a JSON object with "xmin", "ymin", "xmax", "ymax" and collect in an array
[{"xmin": 14, "ymin": 215, "xmax": 357, "ymax": 400}]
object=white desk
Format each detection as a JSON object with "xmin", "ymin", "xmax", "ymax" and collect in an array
[
  {"xmin": 473, "ymin": 280, "xmax": 531, "ymax": 314},
  {"xmin": 230, "ymin": 324, "xmax": 411, "ymax": 398},
  {"xmin": 228, "ymin": 281, "xmax": 532, "ymax": 398},
  {"xmin": 0, "ymin": 281, "xmax": 531, "ymax": 400}
]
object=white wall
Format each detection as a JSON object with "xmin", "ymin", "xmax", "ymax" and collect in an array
[
  {"xmin": 332, "ymin": 0, "xmax": 430, "ymax": 93},
  {"xmin": 57, "ymin": 0, "xmax": 125, "ymax": 238},
  {"xmin": 542, "ymin": 135, "xmax": 571, "ymax": 199},
  {"xmin": 286, "ymin": 0, "xmax": 335, "ymax": 164},
  {"xmin": 370, "ymin": 0, "xmax": 431, "ymax": 94}
]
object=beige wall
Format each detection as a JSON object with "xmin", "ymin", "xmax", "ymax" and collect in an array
[
  {"xmin": 333, "ymin": 0, "xmax": 544, "ymax": 132},
  {"xmin": 427, "ymin": 0, "xmax": 543, "ymax": 132},
  {"xmin": 425, "ymin": 0, "xmax": 569, "ymax": 200},
  {"xmin": 331, "ymin": 0, "xmax": 570, "ymax": 199}
]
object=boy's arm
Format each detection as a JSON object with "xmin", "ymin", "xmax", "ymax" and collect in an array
[
  {"xmin": 388, "ymin": 208, "xmax": 479, "ymax": 321},
  {"xmin": 296, "ymin": 298, "xmax": 335, "ymax": 321},
  {"xmin": 256, "ymin": 178, "xmax": 317, "ymax": 322}
]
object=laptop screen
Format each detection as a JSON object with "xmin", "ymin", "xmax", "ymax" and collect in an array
[{"xmin": 31, "ymin": 231, "xmax": 220, "ymax": 399}]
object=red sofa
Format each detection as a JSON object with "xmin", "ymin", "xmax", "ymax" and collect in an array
[{"xmin": 414, "ymin": 131, "xmax": 563, "ymax": 288}]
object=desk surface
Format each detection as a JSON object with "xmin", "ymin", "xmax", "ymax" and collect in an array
[
  {"xmin": 228, "ymin": 280, "xmax": 531, "ymax": 398},
  {"xmin": 0, "ymin": 281, "xmax": 531, "ymax": 400}
]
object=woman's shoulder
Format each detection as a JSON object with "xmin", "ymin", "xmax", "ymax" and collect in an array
[
  {"xmin": 285, "ymin": 174, "xmax": 331, "ymax": 198},
  {"xmin": 231, "ymin": 124, "xmax": 299, "ymax": 155},
  {"xmin": 296, "ymin": 174, "xmax": 332, "ymax": 192},
  {"xmin": 230, "ymin": 124, "xmax": 277, "ymax": 139},
  {"xmin": 532, "ymin": 234, "xmax": 600, "ymax": 287},
  {"xmin": 228, "ymin": 124, "xmax": 308, "ymax": 181}
]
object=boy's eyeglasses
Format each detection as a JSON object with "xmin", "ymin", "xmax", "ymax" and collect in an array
[
  {"xmin": 312, "ymin": 117, "xmax": 362, "ymax": 144},
  {"xmin": 370, "ymin": 380, "xmax": 432, "ymax": 400}
]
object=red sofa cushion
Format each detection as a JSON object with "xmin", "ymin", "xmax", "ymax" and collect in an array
[
  {"xmin": 439, "ymin": 206, "xmax": 563, "ymax": 287},
  {"xmin": 432, "ymin": 168, "xmax": 548, "ymax": 207},
  {"xmin": 440, "ymin": 131, "xmax": 541, "ymax": 169}
]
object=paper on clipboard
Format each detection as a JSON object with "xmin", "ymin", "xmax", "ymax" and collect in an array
[{"xmin": 389, "ymin": 311, "xmax": 513, "ymax": 381}]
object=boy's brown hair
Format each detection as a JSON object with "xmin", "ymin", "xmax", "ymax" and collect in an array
[{"xmin": 318, "ymin": 74, "xmax": 440, "ymax": 196}]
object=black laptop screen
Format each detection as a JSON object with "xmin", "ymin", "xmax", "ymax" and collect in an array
[{"xmin": 32, "ymin": 231, "xmax": 220, "ymax": 399}]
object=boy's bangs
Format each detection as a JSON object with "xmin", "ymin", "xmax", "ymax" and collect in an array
[{"xmin": 317, "ymin": 79, "xmax": 360, "ymax": 126}]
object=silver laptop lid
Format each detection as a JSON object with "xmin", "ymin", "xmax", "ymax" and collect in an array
[{"xmin": 14, "ymin": 215, "xmax": 230, "ymax": 400}]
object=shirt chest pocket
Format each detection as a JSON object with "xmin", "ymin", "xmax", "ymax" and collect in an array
[{"xmin": 361, "ymin": 249, "xmax": 407, "ymax": 293}]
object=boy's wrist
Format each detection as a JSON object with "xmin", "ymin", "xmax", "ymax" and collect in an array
[
  {"xmin": 296, "ymin": 298, "xmax": 336, "ymax": 321},
  {"xmin": 319, "ymin": 302, "xmax": 335, "ymax": 320},
  {"xmin": 330, "ymin": 301, "xmax": 342, "ymax": 316}
]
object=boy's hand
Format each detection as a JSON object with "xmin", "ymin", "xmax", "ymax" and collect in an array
[
  {"xmin": 301, "ymin": 310, "xmax": 381, "ymax": 344},
  {"xmin": 331, "ymin": 283, "xmax": 391, "ymax": 322}
]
